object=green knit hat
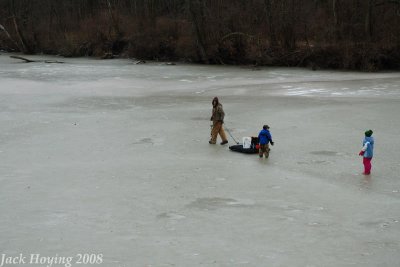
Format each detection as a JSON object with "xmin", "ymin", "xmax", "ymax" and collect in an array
[{"xmin": 365, "ymin": 130, "xmax": 373, "ymax": 137}]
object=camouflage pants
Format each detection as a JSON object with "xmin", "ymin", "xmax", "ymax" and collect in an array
[{"xmin": 259, "ymin": 144, "xmax": 270, "ymax": 158}]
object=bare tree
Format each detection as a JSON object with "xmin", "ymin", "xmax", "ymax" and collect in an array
[{"xmin": 186, "ymin": 0, "xmax": 208, "ymax": 63}]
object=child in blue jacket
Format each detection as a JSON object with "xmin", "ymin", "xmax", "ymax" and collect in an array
[
  {"xmin": 359, "ymin": 129, "xmax": 374, "ymax": 175},
  {"xmin": 258, "ymin": 125, "xmax": 274, "ymax": 158}
]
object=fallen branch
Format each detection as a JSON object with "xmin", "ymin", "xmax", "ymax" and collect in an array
[
  {"xmin": 44, "ymin": 60, "xmax": 64, "ymax": 64},
  {"xmin": 10, "ymin": 55, "xmax": 36, "ymax": 62},
  {"xmin": 10, "ymin": 55, "xmax": 64, "ymax": 63},
  {"xmin": 133, "ymin": 60, "xmax": 146, "ymax": 64}
]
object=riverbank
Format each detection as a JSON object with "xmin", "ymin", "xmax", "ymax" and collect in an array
[
  {"xmin": 2, "ymin": 0, "xmax": 400, "ymax": 72},
  {"xmin": 2, "ymin": 42, "xmax": 400, "ymax": 72}
]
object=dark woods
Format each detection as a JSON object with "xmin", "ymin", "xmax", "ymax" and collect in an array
[{"xmin": 1, "ymin": 0, "xmax": 400, "ymax": 70}]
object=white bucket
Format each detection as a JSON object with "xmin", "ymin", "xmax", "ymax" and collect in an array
[{"xmin": 242, "ymin": 137, "xmax": 252, "ymax": 149}]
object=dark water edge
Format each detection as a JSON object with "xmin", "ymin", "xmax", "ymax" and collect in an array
[{"xmin": 2, "ymin": 44, "xmax": 400, "ymax": 72}]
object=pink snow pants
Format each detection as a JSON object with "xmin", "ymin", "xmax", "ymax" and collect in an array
[{"xmin": 363, "ymin": 157, "xmax": 372, "ymax": 174}]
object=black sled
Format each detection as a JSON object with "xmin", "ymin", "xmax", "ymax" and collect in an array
[{"xmin": 229, "ymin": 137, "xmax": 259, "ymax": 154}]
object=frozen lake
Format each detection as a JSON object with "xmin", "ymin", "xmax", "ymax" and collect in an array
[{"xmin": 1, "ymin": 53, "xmax": 400, "ymax": 266}]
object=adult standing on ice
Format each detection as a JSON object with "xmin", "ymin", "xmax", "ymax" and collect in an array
[
  {"xmin": 359, "ymin": 130, "xmax": 374, "ymax": 175},
  {"xmin": 209, "ymin": 97, "xmax": 228, "ymax": 145}
]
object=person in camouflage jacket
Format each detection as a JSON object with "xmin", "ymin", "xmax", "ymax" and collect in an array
[{"xmin": 209, "ymin": 97, "xmax": 228, "ymax": 145}]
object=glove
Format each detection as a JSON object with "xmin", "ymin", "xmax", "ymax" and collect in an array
[
  {"xmin": 270, "ymin": 141, "xmax": 274, "ymax": 146},
  {"xmin": 359, "ymin": 151, "xmax": 364, "ymax": 156}
]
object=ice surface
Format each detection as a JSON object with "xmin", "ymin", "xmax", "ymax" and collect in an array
[{"xmin": 1, "ymin": 53, "xmax": 400, "ymax": 266}]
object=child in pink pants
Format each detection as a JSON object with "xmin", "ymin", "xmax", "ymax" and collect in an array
[{"xmin": 359, "ymin": 130, "xmax": 374, "ymax": 175}]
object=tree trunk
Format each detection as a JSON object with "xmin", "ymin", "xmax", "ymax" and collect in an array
[
  {"xmin": 333, "ymin": 0, "xmax": 338, "ymax": 25},
  {"xmin": 365, "ymin": 0, "xmax": 374, "ymax": 40},
  {"xmin": 12, "ymin": 16, "xmax": 30, "ymax": 53},
  {"xmin": 187, "ymin": 0, "xmax": 208, "ymax": 63},
  {"xmin": 106, "ymin": 0, "xmax": 121, "ymax": 38},
  {"xmin": 264, "ymin": 0, "xmax": 278, "ymax": 47},
  {"xmin": 332, "ymin": 0, "xmax": 341, "ymax": 40}
]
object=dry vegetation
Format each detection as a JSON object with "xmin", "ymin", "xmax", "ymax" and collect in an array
[{"xmin": 1, "ymin": 0, "xmax": 399, "ymax": 70}]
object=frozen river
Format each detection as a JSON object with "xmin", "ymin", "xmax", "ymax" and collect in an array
[{"xmin": 0, "ymin": 53, "xmax": 400, "ymax": 266}]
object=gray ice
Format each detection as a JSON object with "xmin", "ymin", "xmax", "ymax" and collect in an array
[{"xmin": 0, "ymin": 53, "xmax": 400, "ymax": 266}]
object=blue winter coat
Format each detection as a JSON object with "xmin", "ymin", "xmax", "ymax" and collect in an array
[
  {"xmin": 258, "ymin": 129, "xmax": 272, "ymax": 145},
  {"xmin": 362, "ymin": 136, "xmax": 374, "ymax": 158}
]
